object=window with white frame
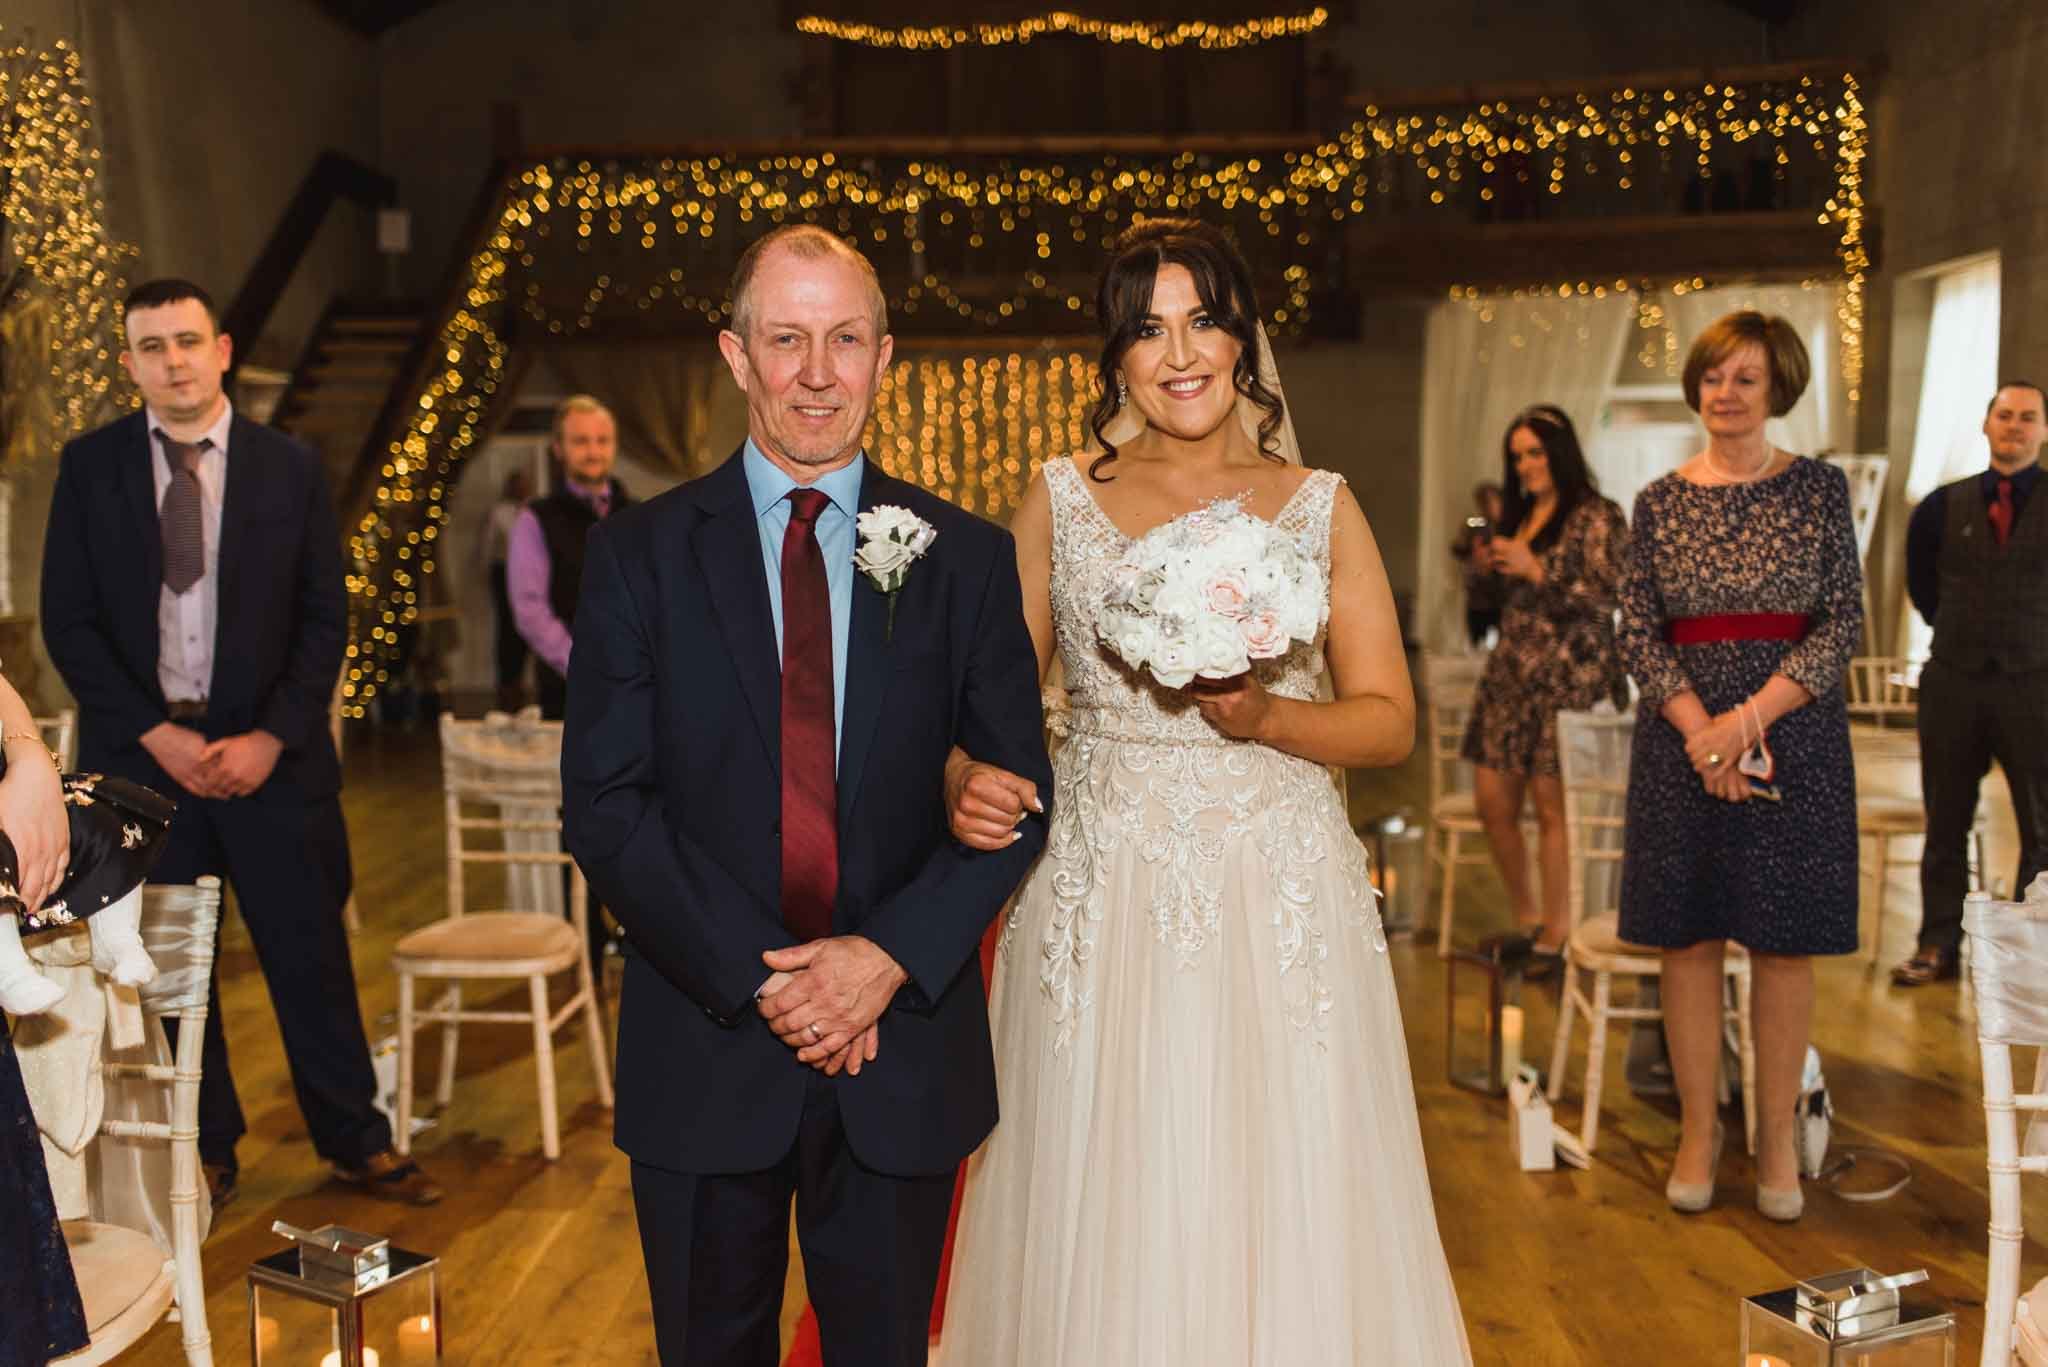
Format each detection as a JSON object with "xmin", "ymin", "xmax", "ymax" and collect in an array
[{"xmin": 1898, "ymin": 254, "xmax": 2001, "ymax": 660}]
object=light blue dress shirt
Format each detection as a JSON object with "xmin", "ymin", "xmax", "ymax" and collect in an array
[{"xmin": 742, "ymin": 439, "xmax": 863, "ymax": 762}]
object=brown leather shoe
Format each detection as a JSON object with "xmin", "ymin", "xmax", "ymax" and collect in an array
[
  {"xmin": 1890, "ymin": 945, "xmax": 1960, "ymax": 987},
  {"xmin": 333, "ymin": 1149, "xmax": 445, "ymax": 1206},
  {"xmin": 202, "ymin": 1162, "xmax": 238, "ymax": 1213}
]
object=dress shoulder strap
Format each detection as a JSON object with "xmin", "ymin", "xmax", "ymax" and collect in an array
[{"xmin": 1280, "ymin": 468, "xmax": 1346, "ymax": 568}]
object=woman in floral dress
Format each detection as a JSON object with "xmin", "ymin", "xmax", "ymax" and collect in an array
[{"xmin": 1461, "ymin": 405, "xmax": 1629, "ymax": 956}]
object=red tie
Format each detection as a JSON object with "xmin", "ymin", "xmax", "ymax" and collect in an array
[
  {"xmin": 1990, "ymin": 476, "xmax": 2015, "ymax": 546},
  {"xmin": 780, "ymin": 489, "xmax": 837, "ymax": 942}
]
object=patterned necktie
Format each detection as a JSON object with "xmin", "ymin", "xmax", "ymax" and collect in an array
[
  {"xmin": 1990, "ymin": 475, "xmax": 2015, "ymax": 546},
  {"xmin": 158, "ymin": 432, "xmax": 211, "ymax": 595},
  {"xmin": 779, "ymin": 488, "xmax": 837, "ymax": 942}
]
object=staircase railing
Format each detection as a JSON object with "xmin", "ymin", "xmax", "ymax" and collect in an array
[{"xmin": 220, "ymin": 150, "xmax": 396, "ymax": 372}]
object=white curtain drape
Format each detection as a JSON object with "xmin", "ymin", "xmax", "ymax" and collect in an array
[
  {"xmin": 1416, "ymin": 294, "xmax": 1634, "ymax": 651},
  {"xmin": 1898, "ymin": 256, "xmax": 2002, "ymax": 657},
  {"xmin": 1666, "ymin": 281, "xmax": 1845, "ymax": 455}
]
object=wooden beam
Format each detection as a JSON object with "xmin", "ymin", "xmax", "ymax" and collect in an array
[
  {"xmin": 520, "ymin": 133, "xmax": 1323, "ymax": 162},
  {"xmin": 1344, "ymin": 209, "xmax": 1879, "ymax": 293},
  {"xmin": 1347, "ymin": 58, "xmax": 1877, "ymax": 113}
]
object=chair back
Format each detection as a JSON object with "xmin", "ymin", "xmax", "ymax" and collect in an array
[
  {"xmin": 1419, "ymin": 650, "xmax": 1485, "ymax": 808},
  {"xmin": 35, "ymin": 708, "xmax": 76, "ymax": 768},
  {"xmin": 1556, "ymin": 709, "xmax": 1635, "ymax": 932},
  {"xmin": 1844, "ymin": 656, "xmax": 1920, "ymax": 725},
  {"xmin": 93, "ymin": 878, "xmax": 223, "ymax": 1366},
  {"xmin": 438, "ymin": 711, "xmax": 580, "ymax": 930},
  {"xmin": 1824, "ymin": 453, "xmax": 1889, "ymax": 563},
  {"xmin": 1965, "ymin": 892, "xmax": 2048, "ymax": 1367}
]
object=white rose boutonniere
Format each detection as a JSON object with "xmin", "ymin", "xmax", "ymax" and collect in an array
[{"xmin": 854, "ymin": 505, "xmax": 938, "ymax": 640}]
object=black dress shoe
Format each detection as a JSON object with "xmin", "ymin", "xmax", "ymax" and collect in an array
[
  {"xmin": 202, "ymin": 1162, "xmax": 238, "ymax": 1213},
  {"xmin": 1890, "ymin": 945, "xmax": 1959, "ymax": 987},
  {"xmin": 333, "ymin": 1149, "xmax": 445, "ymax": 1206}
]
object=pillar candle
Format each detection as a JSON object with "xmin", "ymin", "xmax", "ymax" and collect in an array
[
  {"xmin": 320, "ymin": 1349, "xmax": 381, "ymax": 1367},
  {"xmin": 398, "ymin": 1313, "xmax": 437, "ymax": 1361}
]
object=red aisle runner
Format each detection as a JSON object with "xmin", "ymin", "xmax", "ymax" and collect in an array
[{"xmin": 780, "ymin": 923, "xmax": 1000, "ymax": 1367}]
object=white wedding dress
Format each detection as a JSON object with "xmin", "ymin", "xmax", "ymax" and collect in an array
[{"xmin": 942, "ymin": 456, "xmax": 1472, "ymax": 1365}]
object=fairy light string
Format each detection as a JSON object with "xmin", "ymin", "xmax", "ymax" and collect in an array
[
  {"xmin": 0, "ymin": 31, "xmax": 137, "ymax": 468},
  {"xmin": 340, "ymin": 69, "xmax": 1870, "ymax": 714},
  {"xmin": 793, "ymin": 9, "xmax": 1330, "ymax": 50}
]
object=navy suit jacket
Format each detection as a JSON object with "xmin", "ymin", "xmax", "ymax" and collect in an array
[
  {"xmin": 41, "ymin": 410, "xmax": 346, "ymax": 802},
  {"xmin": 563, "ymin": 450, "xmax": 1051, "ymax": 1178}
]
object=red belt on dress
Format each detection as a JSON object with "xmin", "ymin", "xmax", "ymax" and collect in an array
[{"xmin": 1663, "ymin": 613, "xmax": 1811, "ymax": 645}]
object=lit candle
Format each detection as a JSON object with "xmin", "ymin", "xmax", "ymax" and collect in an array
[
  {"xmin": 398, "ymin": 1313, "xmax": 437, "ymax": 1361},
  {"xmin": 1500, "ymin": 1005, "xmax": 1524, "ymax": 1086},
  {"xmin": 319, "ymin": 1349, "xmax": 380, "ymax": 1367},
  {"xmin": 1744, "ymin": 1355, "xmax": 1790, "ymax": 1367}
]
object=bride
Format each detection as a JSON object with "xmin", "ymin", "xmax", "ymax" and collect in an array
[{"xmin": 939, "ymin": 218, "xmax": 1471, "ymax": 1364}]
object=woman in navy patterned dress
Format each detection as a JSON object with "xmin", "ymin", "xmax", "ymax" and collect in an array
[{"xmin": 1616, "ymin": 312, "xmax": 1860, "ymax": 1225}]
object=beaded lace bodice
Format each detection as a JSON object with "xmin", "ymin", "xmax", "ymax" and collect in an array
[{"xmin": 1014, "ymin": 458, "xmax": 1384, "ymax": 1060}]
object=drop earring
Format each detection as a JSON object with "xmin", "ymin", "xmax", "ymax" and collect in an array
[{"xmin": 1115, "ymin": 374, "xmax": 1128, "ymax": 407}]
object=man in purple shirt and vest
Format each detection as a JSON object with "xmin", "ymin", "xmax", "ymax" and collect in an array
[
  {"xmin": 1895, "ymin": 380, "xmax": 2048, "ymax": 985},
  {"xmin": 508, "ymin": 395, "xmax": 634, "ymax": 721}
]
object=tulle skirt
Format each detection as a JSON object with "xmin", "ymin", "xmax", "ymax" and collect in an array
[{"xmin": 942, "ymin": 733, "xmax": 1472, "ymax": 1365}]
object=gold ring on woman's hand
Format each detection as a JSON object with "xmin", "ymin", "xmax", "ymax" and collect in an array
[{"xmin": 1706, "ymin": 752, "xmax": 1724, "ymax": 768}]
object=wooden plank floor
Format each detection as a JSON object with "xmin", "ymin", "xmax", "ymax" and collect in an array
[{"xmin": 118, "ymin": 704, "xmax": 2040, "ymax": 1365}]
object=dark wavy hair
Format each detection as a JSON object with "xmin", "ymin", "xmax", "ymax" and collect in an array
[
  {"xmin": 1087, "ymin": 218, "xmax": 1285, "ymax": 481},
  {"xmin": 1499, "ymin": 404, "xmax": 1599, "ymax": 553}
]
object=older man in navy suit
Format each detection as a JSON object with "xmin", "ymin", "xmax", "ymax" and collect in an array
[
  {"xmin": 563, "ymin": 227, "xmax": 1050, "ymax": 1364},
  {"xmin": 41, "ymin": 279, "xmax": 440, "ymax": 1209}
]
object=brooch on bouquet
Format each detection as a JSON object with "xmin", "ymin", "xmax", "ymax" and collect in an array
[
  {"xmin": 854, "ymin": 505, "xmax": 938, "ymax": 641},
  {"xmin": 1094, "ymin": 497, "xmax": 1327, "ymax": 689}
]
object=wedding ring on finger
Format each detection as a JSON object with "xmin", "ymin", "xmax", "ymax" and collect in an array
[
  {"xmin": 1706, "ymin": 752, "xmax": 1725, "ymax": 768},
  {"xmin": 808, "ymin": 1022, "xmax": 822, "ymax": 1041}
]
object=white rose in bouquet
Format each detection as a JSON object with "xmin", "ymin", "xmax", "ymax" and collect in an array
[
  {"xmin": 1093, "ymin": 497, "xmax": 1328, "ymax": 690},
  {"xmin": 1240, "ymin": 609, "xmax": 1291, "ymax": 660}
]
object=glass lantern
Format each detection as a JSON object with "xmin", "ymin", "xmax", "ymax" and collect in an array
[
  {"xmin": 249, "ymin": 1223, "xmax": 443, "ymax": 1366},
  {"xmin": 1444, "ymin": 930, "xmax": 1534, "ymax": 1096},
  {"xmin": 1367, "ymin": 813, "xmax": 1427, "ymax": 939},
  {"xmin": 1740, "ymin": 1268, "xmax": 1954, "ymax": 1367}
]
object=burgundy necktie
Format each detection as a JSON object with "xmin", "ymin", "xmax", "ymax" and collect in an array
[
  {"xmin": 779, "ymin": 489, "xmax": 837, "ymax": 942},
  {"xmin": 1990, "ymin": 476, "xmax": 2015, "ymax": 546}
]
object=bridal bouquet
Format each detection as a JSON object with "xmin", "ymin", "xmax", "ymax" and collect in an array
[{"xmin": 1096, "ymin": 498, "xmax": 1327, "ymax": 688}]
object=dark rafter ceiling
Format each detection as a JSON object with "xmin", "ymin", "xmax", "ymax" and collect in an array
[
  {"xmin": 1719, "ymin": 0, "xmax": 1801, "ymax": 21},
  {"xmin": 311, "ymin": 0, "xmax": 450, "ymax": 37}
]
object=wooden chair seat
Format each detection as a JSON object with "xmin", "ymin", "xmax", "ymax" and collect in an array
[
  {"xmin": 58, "ymin": 1220, "xmax": 175, "ymax": 1366},
  {"xmin": 2021, "ymin": 1275, "xmax": 2048, "ymax": 1367},
  {"xmin": 1431, "ymin": 791, "xmax": 1482, "ymax": 828},
  {"xmin": 1564, "ymin": 911, "xmax": 1663, "ymax": 970},
  {"xmin": 1857, "ymin": 792, "xmax": 1927, "ymax": 831},
  {"xmin": 393, "ymin": 911, "xmax": 581, "ymax": 975}
]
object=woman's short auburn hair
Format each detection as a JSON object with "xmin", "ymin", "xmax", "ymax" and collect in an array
[{"xmin": 1681, "ymin": 310, "xmax": 1811, "ymax": 418}]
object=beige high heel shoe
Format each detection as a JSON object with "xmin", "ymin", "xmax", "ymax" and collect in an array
[
  {"xmin": 1665, "ymin": 1119, "xmax": 1725, "ymax": 1214},
  {"xmin": 1755, "ymin": 1184, "xmax": 1804, "ymax": 1222}
]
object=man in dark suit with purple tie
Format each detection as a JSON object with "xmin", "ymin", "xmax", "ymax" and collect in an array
[
  {"xmin": 562, "ymin": 227, "xmax": 1050, "ymax": 1364},
  {"xmin": 41, "ymin": 278, "xmax": 441, "ymax": 1209}
]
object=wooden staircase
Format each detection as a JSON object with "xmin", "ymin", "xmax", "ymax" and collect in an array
[{"xmin": 271, "ymin": 309, "xmax": 422, "ymax": 487}]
